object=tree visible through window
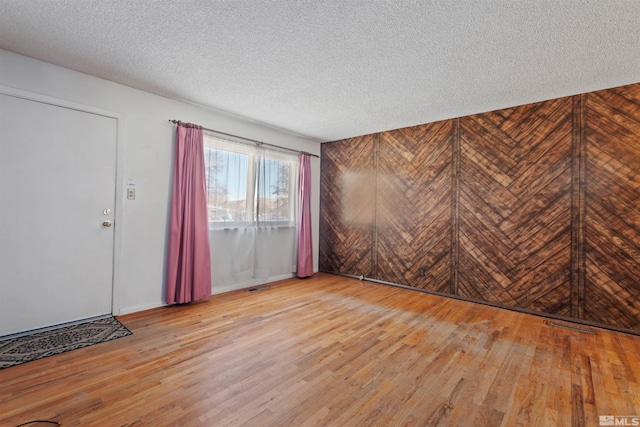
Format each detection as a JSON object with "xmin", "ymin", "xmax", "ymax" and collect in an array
[
  {"xmin": 203, "ymin": 134, "xmax": 297, "ymax": 228},
  {"xmin": 258, "ymin": 157, "xmax": 292, "ymax": 223}
]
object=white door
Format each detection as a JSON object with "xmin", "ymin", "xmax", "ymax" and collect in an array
[{"xmin": 0, "ymin": 93, "xmax": 117, "ymax": 336}]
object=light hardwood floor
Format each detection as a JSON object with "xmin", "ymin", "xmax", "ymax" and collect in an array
[{"xmin": 1, "ymin": 273, "xmax": 639, "ymax": 426}]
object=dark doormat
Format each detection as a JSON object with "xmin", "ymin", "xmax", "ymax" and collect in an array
[{"xmin": 0, "ymin": 316, "xmax": 131, "ymax": 369}]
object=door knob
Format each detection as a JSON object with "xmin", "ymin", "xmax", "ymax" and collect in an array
[{"xmin": 102, "ymin": 220, "xmax": 112, "ymax": 228}]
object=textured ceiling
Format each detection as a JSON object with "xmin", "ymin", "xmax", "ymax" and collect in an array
[{"xmin": 0, "ymin": 0, "xmax": 639, "ymax": 142}]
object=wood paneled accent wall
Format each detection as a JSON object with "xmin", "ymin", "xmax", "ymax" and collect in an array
[
  {"xmin": 319, "ymin": 83, "xmax": 640, "ymax": 334},
  {"xmin": 319, "ymin": 135, "xmax": 376, "ymax": 277}
]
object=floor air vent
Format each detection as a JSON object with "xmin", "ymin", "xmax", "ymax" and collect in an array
[
  {"xmin": 246, "ymin": 286, "xmax": 270, "ymax": 293},
  {"xmin": 545, "ymin": 320, "xmax": 596, "ymax": 334}
]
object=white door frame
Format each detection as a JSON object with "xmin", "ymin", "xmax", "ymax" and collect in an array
[{"xmin": 0, "ymin": 84, "xmax": 124, "ymax": 316}]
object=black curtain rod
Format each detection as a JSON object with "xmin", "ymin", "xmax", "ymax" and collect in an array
[{"xmin": 168, "ymin": 120, "xmax": 319, "ymax": 158}]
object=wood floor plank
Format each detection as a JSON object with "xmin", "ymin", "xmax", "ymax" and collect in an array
[{"xmin": 1, "ymin": 273, "xmax": 639, "ymax": 426}]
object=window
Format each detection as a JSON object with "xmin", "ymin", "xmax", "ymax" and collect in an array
[
  {"xmin": 203, "ymin": 132, "xmax": 299, "ymax": 291},
  {"xmin": 204, "ymin": 135, "xmax": 297, "ymax": 228}
]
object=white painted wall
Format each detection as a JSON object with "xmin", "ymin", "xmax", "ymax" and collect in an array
[{"xmin": 0, "ymin": 49, "xmax": 321, "ymax": 315}]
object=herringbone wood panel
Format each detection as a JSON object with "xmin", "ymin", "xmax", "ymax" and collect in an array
[
  {"xmin": 319, "ymin": 135, "xmax": 376, "ymax": 276},
  {"xmin": 584, "ymin": 85, "xmax": 640, "ymax": 330},
  {"xmin": 319, "ymin": 82, "xmax": 640, "ymax": 334},
  {"xmin": 458, "ymin": 98, "xmax": 574, "ymax": 315},
  {"xmin": 376, "ymin": 121, "xmax": 454, "ymax": 292}
]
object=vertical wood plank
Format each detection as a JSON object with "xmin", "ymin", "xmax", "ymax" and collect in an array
[
  {"xmin": 571, "ymin": 94, "xmax": 587, "ymax": 319},
  {"xmin": 373, "ymin": 133, "xmax": 380, "ymax": 279},
  {"xmin": 451, "ymin": 118, "xmax": 461, "ymax": 295}
]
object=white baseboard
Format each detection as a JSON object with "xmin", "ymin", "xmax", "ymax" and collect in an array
[
  {"xmin": 211, "ymin": 273, "xmax": 295, "ymax": 295},
  {"xmin": 116, "ymin": 274, "xmax": 296, "ymax": 315},
  {"xmin": 116, "ymin": 301, "xmax": 166, "ymax": 316}
]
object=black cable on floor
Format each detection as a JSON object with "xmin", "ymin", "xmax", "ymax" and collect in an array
[{"xmin": 15, "ymin": 421, "xmax": 61, "ymax": 427}]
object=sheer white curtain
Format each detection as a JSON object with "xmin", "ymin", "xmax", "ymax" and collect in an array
[{"xmin": 204, "ymin": 133, "xmax": 298, "ymax": 293}]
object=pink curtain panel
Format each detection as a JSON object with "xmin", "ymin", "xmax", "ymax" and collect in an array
[
  {"xmin": 166, "ymin": 125, "xmax": 212, "ymax": 303},
  {"xmin": 297, "ymin": 154, "xmax": 314, "ymax": 278}
]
